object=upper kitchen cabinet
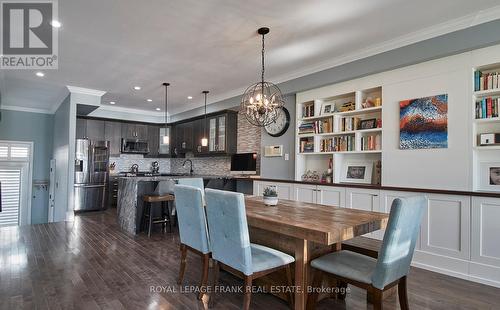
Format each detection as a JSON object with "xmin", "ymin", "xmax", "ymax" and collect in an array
[
  {"xmin": 121, "ymin": 123, "xmax": 148, "ymax": 140},
  {"xmin": 159, "ymin": 126, "xmax": 172, "ymax": 156},
  {"xmin": 193, "ymin": 118, "xmax": 207, "ymax": 155},
  {"xmin": 207, "ymin": 111, "xmax": 237, "ymax": 155},
  {"xmin": 76, "ymin": 118, "xmax": 105, "ymax": 142},
  {"xmin": 104, "ymin": 121, "xmax": 122, "ymax": 156},
  {"xmin": 174, "ymin": 121, "xmax": 194, "ymax": 153},
  {"xmin": 145, "ymin": 125, "xmax": 159, "ymax": 157}
]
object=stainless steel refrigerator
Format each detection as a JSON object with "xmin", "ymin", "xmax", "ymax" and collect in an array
[{"xmin": 74, "ymin": 139, "xmax": 110, "ymax": 211}]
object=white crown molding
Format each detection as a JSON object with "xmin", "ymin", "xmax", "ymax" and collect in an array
[
  {"xmin": 170, "ymin": 6, "xmax": 500, "ymax": 117},
  {"xmin": 0, "ymin": 105, "xmax": 53, "ymax": 114},
  {"xmin": 66, "ymin": 85, "xmax": 106, "ymax": 97},
  {"xmin": 96, "ymin": 104, "xmax": 165, "ymax": 117}
]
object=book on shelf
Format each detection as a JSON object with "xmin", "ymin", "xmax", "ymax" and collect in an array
[
  {"xmin": 475, "ymin": 97, "xmax": 499, "ymax": 119},
  {"xmin": 360, "ymin": 134, "xmax": 381, "ymax": 151},
  {"xmin": 320, "ymin": 136, "xmax": 355, "ymax": 152},
  {"xmin": 474, "ymin": 70, "xmax": 500, "ymax": 92},
  {"xmin": 302, "ymin": 101, "xmax": 315, "ymax": 118},
  {"xmin": 298, "ymin": 118, "xmax": 333, "ymax": 134},
  {"xmin": 299, "ymin": 137, "xmax": 314, "ymax": 153},
  {"xmin": 340, "ymin": 117, "xmax": 360, "ymax": 132}
]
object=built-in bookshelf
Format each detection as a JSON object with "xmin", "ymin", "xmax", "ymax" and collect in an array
[
  {"xmin": 296, "ymin": 86, "xmax": 383, "ymax": 184},
  {"xmin": 472, "ymin": 63, "xmax": 500, "ymax": 191}
]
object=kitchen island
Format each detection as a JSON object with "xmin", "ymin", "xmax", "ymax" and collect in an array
[{"xmin": 116, "ymin": 175, "xmax": 234, "ymax": 235}]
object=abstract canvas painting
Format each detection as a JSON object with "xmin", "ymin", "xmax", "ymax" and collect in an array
[{"xmin": 399, "ymin": 94, "xmax": 448, "ymax": 149}]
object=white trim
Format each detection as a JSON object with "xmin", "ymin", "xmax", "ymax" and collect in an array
[
  {"xmin": 66, "ymin": 85, "xmax": 106, "ymax": 97},
  {"xmin": 95, "ymin": 104, "xmax": 166, "ymax": 117},
  {"xmin": 0, "ymin": 105, "xmax": 54, "ymax": 114}
]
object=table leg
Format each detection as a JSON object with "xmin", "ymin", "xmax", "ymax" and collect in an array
[{"xmin": 294, "ymin": 239, "xmax": 309, "ymax": 310}]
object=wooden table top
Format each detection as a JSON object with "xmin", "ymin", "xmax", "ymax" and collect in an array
[{"xmin": 245, "ymin": 196, "xmax": 389, "ymax": 245}]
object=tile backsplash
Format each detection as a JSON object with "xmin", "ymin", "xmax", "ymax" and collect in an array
[{"xmin": 109, "ymin": 154, "xmax": 171, "ymax": 174}]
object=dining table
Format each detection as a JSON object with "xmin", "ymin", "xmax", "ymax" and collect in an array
[{"xmin": 244, "ymin": 196, "xmax": 389, "ymax": 310}]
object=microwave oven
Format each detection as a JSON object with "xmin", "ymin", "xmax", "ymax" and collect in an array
[{"xmin": 121, "ymin": 139, "xmax": 149, "ymax": 154}]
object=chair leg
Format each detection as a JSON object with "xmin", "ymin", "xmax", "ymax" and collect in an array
[
  {"xmin": 398, "ymin": 276, "xmax": 409, "ymax": 310},
  {"xmin": 372, "ymin": 288, "xmax": 384, "ymax": 310},
  {"xmin": 285, "ymin": 265, "xmax": 294, "ymax": 308},
  {"xmin": 148, "ymin": 202, "xmax": 153, "ymax": 237},
  {"xmin": 337, "ymin": 280, "xmax": 348, "ymax": 300},
  {"xmin": 167, "ymin": 201, "xmax": 173, "ymax": 233},
  {"xmin": 306, "ymin": 269, "xmax": 323, "ymax": 310},
  {"xmin": 209, "ymin": 261, "xmax": 220, "ymax": 308},
  {"xmin": 198, "ymin": 253, "xmax": 210, "ymax": 300},
  {"xmin": 177, "ymin": 244, "xmax": 187, "ymax": 285},
  {"xmin": 243, "ymin": 275, "xmax": 252, "ymax": 310}
]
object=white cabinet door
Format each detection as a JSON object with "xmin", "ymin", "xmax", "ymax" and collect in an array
[
  {"xmin": 316, "ymin": 185, "xmax": 345, "ymax": 207},
  {"xmin": 345, "ymin": 188, "xmax": 380, "ymax": 212},
  {"xmin": 471, "ymin": 197, "xmax": 500, "ymax": 267},
  {"xmin": 292, "ymin": 184, "xmax": 317, "ymax": 204},
  {"xmin": 420, "ymin": 194, "xmax": 470, "ymax": 260},
  {"xmin": 378, "ymin": 190, "xmax": 423, "ymax": 243},
  {"xmin": 253, "ymin": 181, "xmax": 292, "ymax": 200}
]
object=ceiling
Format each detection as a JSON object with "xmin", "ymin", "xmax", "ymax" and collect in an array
[{"xmin": 1, "ymin": 0, "xmax": 500, "ymax": 116}]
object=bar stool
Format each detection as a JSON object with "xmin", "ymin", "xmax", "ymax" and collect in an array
[{"xmin": 142, "ymin": 194, "xmax": 175, "ymax": 237}]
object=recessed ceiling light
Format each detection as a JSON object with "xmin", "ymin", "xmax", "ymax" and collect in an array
[
  {"xmin": 36, "ymin": 71, "xmax": 44, "ymax": 77},
  {"xmin": 133, "ymin": 86, "xmax": 141, "ymax": 90},
  {"xmin": 147, "ymin": 99, "xmax": 152, "ymax": 102},
  {"xmin": 156, "ymin": 108, "xmax": 161, "ymax": 111},
  {"xmin": 187, "ymin": 96, "xmax": 193, "ymax": 100},
  {"xmin": 109, "ymin": 101, "xmax": 116, "ymax": 105},
  {"xmin": 50, "ymin": 20, "xmax": 62, "ymax": 28}
]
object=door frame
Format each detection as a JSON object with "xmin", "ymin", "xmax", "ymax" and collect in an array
[{"xmin": 0, "ymin": 140, "xmax": 34, "ymax": 225}]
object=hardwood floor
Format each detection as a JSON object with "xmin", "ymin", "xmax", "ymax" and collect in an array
[{"xmin": 0, "ymin": 209, "xmax": 499, "ymax": 310}]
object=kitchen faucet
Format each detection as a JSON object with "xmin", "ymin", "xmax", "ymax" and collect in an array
[
  {"xmin": 130, "ymin": 164, "xmax": 139, "ymax": 174},
  {"xmin": 182, "ymin": 159, "xmax": 193, "ymax": 175}
]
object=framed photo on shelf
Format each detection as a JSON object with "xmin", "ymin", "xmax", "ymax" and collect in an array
[
  {"xmin": 321, "ymin": 102, "xmax": 333, "ymax": 115},
  {"xmin": 479, "ymin": 161, "xmax": 500, "ymax": 192},
  {"xmin": 360, "ymin": 118, "xmax": 377, "ymax": 129},
  {"xmin": 340, "ymin": 161, "xmax": 373, "ymax": 184}
]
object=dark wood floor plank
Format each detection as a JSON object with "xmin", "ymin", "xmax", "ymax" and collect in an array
[{"xmin": 1, "ymin": 209, "xmax": 499, "ymax": 310}]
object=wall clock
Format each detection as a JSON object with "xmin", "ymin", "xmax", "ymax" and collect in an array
[{"xmin": 264, "ymin": 107, "xmax": 290, "ymax": 137}]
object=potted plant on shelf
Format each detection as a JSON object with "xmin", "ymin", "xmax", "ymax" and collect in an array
[{"xmin": 263, "ymin": 187, "xmax": 278, "ymax": 206}]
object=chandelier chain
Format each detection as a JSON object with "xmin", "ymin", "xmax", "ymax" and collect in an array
[{"xmin": 261, "ymin": 32, "xmax": 265, "ymax": 84}]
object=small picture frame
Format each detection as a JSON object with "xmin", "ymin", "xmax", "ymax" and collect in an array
[
  {"xmin": 321, "ymin": 103, "xmax": 333, "ymax": 115},
  {"xmin": 341, "ymin": 161, "xmax": 373, "ymax": 184},
  {"xmin": 360, "ymin": 118, "xmax": 377, "ymax": 130},
  {"xmin": 479, "ymin": 161, "xmax": 500, "ymax": 192}
]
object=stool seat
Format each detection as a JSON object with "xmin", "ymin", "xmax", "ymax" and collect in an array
[{"xmin": 143, "ymin": 194, "xmax": 175, "ymax": 203}]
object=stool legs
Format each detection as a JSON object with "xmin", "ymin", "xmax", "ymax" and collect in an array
[{"xmin": 148, "ymin": 202, "xmax": 153, "ymax": 238}]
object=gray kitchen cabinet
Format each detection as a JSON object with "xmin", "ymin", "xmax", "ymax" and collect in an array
[
  {"xmin": 207, "ymin": 111, "xmax": 237, "ymax": 155},
  {"xmin": 121, "ymin": 123, "xmax": 148, "ymax": 140},
  {"xmin": 104, "ymin": 121, "xmax": 122, "ymax": 156},
  {"xmin": 146, "ymin": 125, "xmax": 159, "ymax": 157},
  {"xmin": 85, "ymin": 119, "xmax": 105, "ymax": 141},
  {"xmin": 135, "ymin": 124, "xmax": 148, "ymax": 140},
  {"xmin": 76, "ymin": 118, "xmax": 87, "ymax": 139}
]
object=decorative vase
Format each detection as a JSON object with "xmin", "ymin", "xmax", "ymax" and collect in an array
[{"xmin": 263, "ymin": 196, "xmax": 278, "ymax": 206}]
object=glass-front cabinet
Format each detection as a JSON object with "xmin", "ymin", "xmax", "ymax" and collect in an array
[
  {"xmin": 207, "ymin": 114, "xmax": 233, "ymax": 153},
  {"xmin": 209, "ymin": 118, "xmax": 217, "ymax": 152},
  {"xmin": 159, "ymin": 127, "xmax": 171, "ymax": 155}
]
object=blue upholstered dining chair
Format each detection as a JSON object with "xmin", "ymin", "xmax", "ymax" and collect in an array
[
  {"xmin": 173, "ymin": 184, "xmax": 211, "ymax": 300},
  {"xmin": 308, "ymin": 196, "xmax": 426, "ymax": 310},
  {"xmin": 204, "ymin": 189, "xmax": 295, "ymax": 310},
  {"xmin": 177, "ymin": 177, "xmax": 204, "ymax": 190}
]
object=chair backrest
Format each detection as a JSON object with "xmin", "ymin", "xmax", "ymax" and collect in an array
[
  {"xmin": 371, "ymin": 196, "xmax": 426, "ymax": 289},
  {"xmin": 205, "ymin": 189, "xmax": 252, "ymax": 275},
  {"xmin": 177, "ymin": 178, "xmax": 204, "ymax": 190},
  {"xmin": 173, "ymin": 185, "xmax": 210, "ymax": 254},
  {"xmin": 154, "ymin": 179, "xmax": 176, "ymax": 195}
]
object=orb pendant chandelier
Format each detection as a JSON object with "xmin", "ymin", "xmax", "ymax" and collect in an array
[{"xmin": 240, "ymin": 27, "xmax": 284, "ymax": 127}]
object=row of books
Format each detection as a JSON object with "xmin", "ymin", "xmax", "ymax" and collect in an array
[
  {"xmin": 320, "ymin": 136, "xmax": 355, "ymax": 152},
  {"xmin": 302, "ymin": 101, "xmax": 315, "ymax": 118},
  {"xmin": 340, "ymin": 117, "xmax": 361, "ymax": 132},
  {"xmin": 360, "ymin": 135, "xmax": 381, "ymax": 151},
  {"xmin": 299, "ymin": 137, "xmax": 314, "ymax": 153},
  {"xmin": 475, "ymin": 97, "xmax": 499, "ymax": 119},
  {"xmin": 474, "ymin": 71, "xmax": 500, "ymax": 92},
  {"xmin": 298, "ymin": 119, "xmax": 333, "ymax": 134}
]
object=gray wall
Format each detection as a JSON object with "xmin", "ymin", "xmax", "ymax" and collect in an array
[
  {"xmin": 0, "ymin": 109, "xmax": 54, "ymax": 224},
  {"xmin": 52, "ymin": 95, "xmax": 71, "ymax": 222},
  {"xmin": 260, "ymin": 94, "xmax": 296, "ymax": 179}
]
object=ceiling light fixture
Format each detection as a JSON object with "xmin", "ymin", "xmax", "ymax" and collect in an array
[
  {"xmin": 50, "ymin": 20, "xmax": 61, "ymax": 28},
  {"xmin": 110, "ymin": 101, "xmax": 116, "ymax": 105},
  {"xmin": 240, "ymin": 27, "xmax": 284, "ymax": 127},
  {"xmin": 147, "ymin": 99, "xmax": 152, "ymax": 102},
  {"xmin": 162, "ymin": 83, "xmax": 170, "ymax": 144},
  {"xmin": 187, "ymin": 96, "xmax": 193, "ymax": 100},
  {"xmin": 133, "ymin": 86, "xmax": 141, "ymax": 90},
  {"xmin": 36, "ymin": 72, "xmax": 44, "ymax": 77},
  {"xmin": 156, "ymin": 107, "xmax": 161, "ymax": 111},
  {"xmin": 201, "ymin": 91, "xmax": 209, "ymax": 147}
]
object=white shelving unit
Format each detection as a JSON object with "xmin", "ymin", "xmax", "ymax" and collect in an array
[
  {"xmin": 472, "ymin": 62, "xmax": 500, "ymax": 191},
  {"xmin": 296, "ymin": 87, "xmax": 383, "ymax": 184}
]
